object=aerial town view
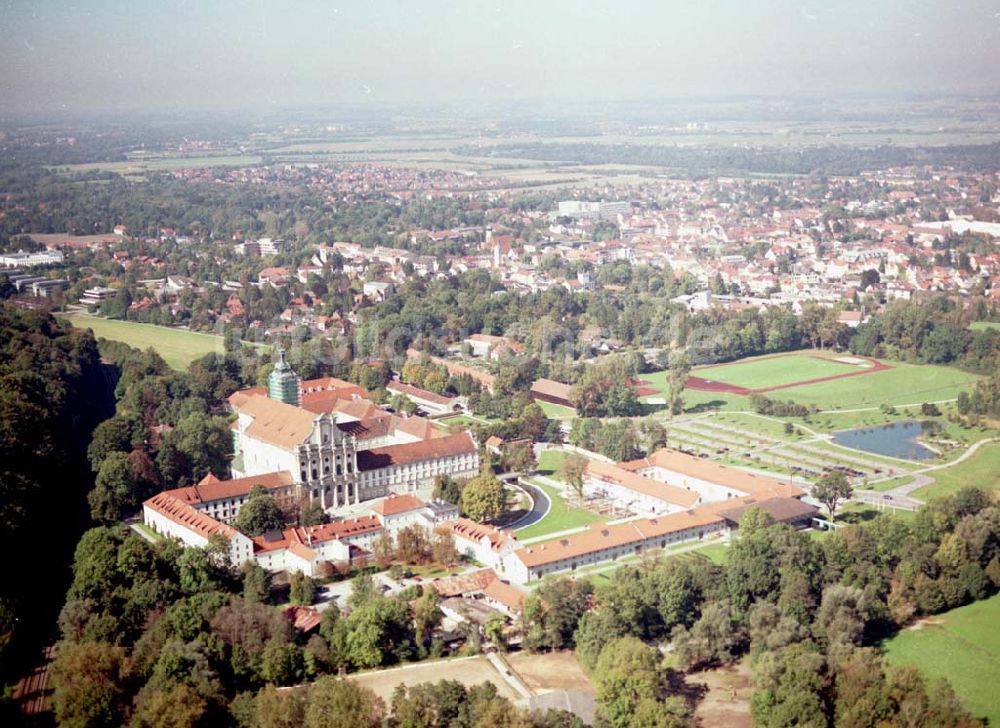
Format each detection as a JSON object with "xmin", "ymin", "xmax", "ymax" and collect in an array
[{"xmin": 2, "ymin": 2, "xmax": 1000, "ymax": 727}]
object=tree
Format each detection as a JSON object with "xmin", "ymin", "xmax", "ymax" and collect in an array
[
  {"xmin": 234, "ymin": 486, "xmax": 285, "ymax": 536},
  {"xmin": 395, "ymin": 525, "xmax": 432, "ymax": 564},
  {"xmin": 130, "ymin": 682, "xmax": 208, "ymax": 728},
  {"xmin": 560, "ymin": 453, "xmax": 588, "ymax": 503},
  {"xmin": 432, "ymin": 475, "xmax": 461, "ymax": 505},
  {"xmin": 412, "ymin": 589, "xmax": 443, "ymax": 653},
  {"xmin": 593, "ymin": 636, "xmax": 671, "ymax": 728},
  {"xmin": 431, "ymin": 530, "xmax": 460, "ymax": 566},
  {"xmin": 372, "ymin": 531, "xmax": 395, "ymax": 567},
  {"xmin": 666, "ymin": 349, "xmax": 691, "ymax": 416},
  {"xmin": 290, "ymin": 571, "xmax": 317, "ymax": 605},
  {"xmin": 243, "ymin": 562, "xmax": 271, "ymax": 603},
  {"xmin": 260, "ymin": 640, "xmax": 304, "ymax": 685},
  {"xmin": 813, "ymin": 471, "xmax": 853, "ymax": 520},
  {"xmin": 51, "ymin": 641, "xmax": 128, "ymax": 728},
  {"xmin": 460, "ymin": 472, "xmax": 506, "ymax": 523},
  {"xmin": 503, "ymin": 440, "xmax": 537, "ymax": 473},
  {"xmin": 88, "ymin": 450, "xmax": 154, "ymax": 524},
  {"xmin": 299, "ymin": 502, "xmax": 329, "ymax": 527},
  {"xmin": 87, "ymin": 416, "xmax": 137, "ymax": 471}
]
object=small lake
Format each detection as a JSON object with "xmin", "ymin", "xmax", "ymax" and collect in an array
[{"xmin": 832, "ymin": 421, "xmax": 938, "ymax": 460}]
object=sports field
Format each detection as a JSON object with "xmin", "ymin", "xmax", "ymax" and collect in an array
[
  {"xmin": 66, "ymin": 315, "xmax": 226, "ymax": 370},
  {"xmin": 641, "ymin": 352, "xmax": 979, "ymax": 413},
  {"xmin": 776, "ymin": 360, "xmax": 979, "ymax": 409},
  {"xmin": 882, "ymin": 593, "xmax": 1000, "ymax": 724},
  {"xmin": 696, "ymin": 353, "xmax": 859, "ymax": 390}
]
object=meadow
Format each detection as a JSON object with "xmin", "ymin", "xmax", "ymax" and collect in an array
[
  {"xmin": 882, "ymin": 592, "xmax": 1000, "ymax": 725},
  {"xmin": 911, "ymin": 443, "xmax": 1000, "ymax": 500},
  {"xmin": 66, "ymin": 315, "xmax": 228, "ymax": 370}
]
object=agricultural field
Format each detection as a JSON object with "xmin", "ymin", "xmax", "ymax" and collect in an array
[
  {"xmin": 911, "ymin": 443, "xmax": 1000, "ymax": 501},
  {"xmin": 695, "ymin": 353, "xmax": 859, "ymax": 390},
  {"xmin": 882, "ymin": 593, "xmax": 1000, "ymax": 725},
  {"xmin": 56, "ymin": 154, "xmax": 263, "ymax": 175},
  {"xmin": 65, "ymin": 315, "xmax": 227, "ymax": 370}
]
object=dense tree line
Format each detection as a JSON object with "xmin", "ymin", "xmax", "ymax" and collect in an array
[
  {"xmin": 81, "ymin": 341, "xmax": 252, "ymax": 523},
  {"xmin": 850, "ymin": 298, "xmax": 999, "ymax": 373},
  {"xmin": 520, "ymin": 489, "xmax": 1000, "ymax": 727},
  {"xmin": 0, "ymin": 304, "xmax": 113, "ymax": 715}
]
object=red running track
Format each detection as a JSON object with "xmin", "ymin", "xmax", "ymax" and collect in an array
[{"xmin": 684, "ymin": 355, "xmax": 891, "ymax": 396}]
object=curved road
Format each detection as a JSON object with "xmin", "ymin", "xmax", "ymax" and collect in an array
[{"xmin": 506, "ymin": 480, "xmax": 551, "ymax": 531}]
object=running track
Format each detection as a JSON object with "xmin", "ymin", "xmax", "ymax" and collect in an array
[{"xmin": 685, "ymin": 355, "xmax": 891, "ymax": 396}]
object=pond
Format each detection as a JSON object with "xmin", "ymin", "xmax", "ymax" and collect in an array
[{"xmin": 831, "ymin": 420, "xmax": 938, "ymax": 460}]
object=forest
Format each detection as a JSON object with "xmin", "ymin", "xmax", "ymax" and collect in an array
[{"xmin": 0, "ymin": 304, "xmax": 114, "ymax": 719}]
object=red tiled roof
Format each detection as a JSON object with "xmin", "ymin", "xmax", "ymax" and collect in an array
[
  {"xmin": 356, "ymin": 431, "xmax": 477, "ymax": 471},
  {"xmin": 530, "ymin": 378, "xmax": 574, "ymax": 401},
  {"xmin": 387, "ymin": 379, "xmax": 454, "ymax": 406},
  {"xmin": 514, "ymin": 509, "xmax": 724, "ymax": 569},
  {"xmin": 371, "ymin": 493, "xmax": 426, "ymax": 516},
  {"xmin": 144, "ymin": 492, "xmax": 239, "ymax": 541},
  {"xmin": 448, "ymin": 517, "xmax": 515, "ymax": 551},
  {"xmin": 251, "ymin": 516, "xmax": 383, "ymax": 553},
  {"xmin": 165, "ymin": 470, "xmax": 294, "ymax": 505},
  {"xmin": 483, "ymin": 578, "xmax": 527, "ymax": 612}
]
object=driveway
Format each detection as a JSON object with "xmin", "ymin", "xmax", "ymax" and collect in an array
[{"xmin": 507, "ymin": 479, "xmax": 551, "ymax": 531}]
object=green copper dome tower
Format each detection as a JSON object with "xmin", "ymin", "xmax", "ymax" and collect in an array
[{"xmin": 268, "ymin": 348, "xmax": 300, "ymax": 406}]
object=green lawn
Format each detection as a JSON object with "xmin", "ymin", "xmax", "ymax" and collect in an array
[
  {"xmin": 537, "ymin": 450, "xmax": 569, "ymax": 479},
  {"xmin": 882, "ymin": 592, "xmax": 1000, "ymax": 725},
  {"xmin": 911, "ymin": 443, "xmax": 1000, "ymax": 500},
  {"xmin": 969, "ymin": 321, "xmax": 1000, "ymax": 332},
  {"xmin": 696, "ymin": 353, "xmax": 857, "ymax": 389},
  {"xmin": 538, "ymin": 400, "xmax": 578, "ymax": 420},
  {"xmin": 689, "ymin": 541, "xmax": 730, "ymax": 565},
  {"xmin": 835, "ymin": 502, "xmax": 915, "ymax": 524},
  {"xmin": 515, "ymin": 478, "xmax": 604, "ymax": 541},
  {"xmin": 438, "ymin": 414, "xmax": 481, "ymax": 428},
  {"xmin": 66, "ymin": 315, "xmax": 230, "ymax": 370},
  {"xmin": 777, "ymin": 360, "xmax": 979, "ymax": 410}
]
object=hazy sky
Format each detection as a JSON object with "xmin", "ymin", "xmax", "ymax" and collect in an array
[{"xmin": 2, "ymin": 0, "xmax": 1000, "ymax": 114}]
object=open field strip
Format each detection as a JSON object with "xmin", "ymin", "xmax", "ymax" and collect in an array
[
  {"xmin": 909, "ymin": 442, "xmax": 1000, "ymax": 500},
  {"xmin": 709, "ymin": 411, "xmax": 814, "ymax": 440},
  {"xmin": 65, "ymin": 315, "xmax": 230, "ymax": 370},
  {"xmin": 882, "ymin": 593, "xmax": 1000, "ymax": 724}
]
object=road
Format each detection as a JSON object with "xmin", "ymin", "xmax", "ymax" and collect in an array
[{"xmin": 506, "ymin": 480, "xmax": 551, "ymax": 531}]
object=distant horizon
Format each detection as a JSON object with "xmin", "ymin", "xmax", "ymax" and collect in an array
[
  {"xmin": 4, "ymin": 92, "xmax": 1000, "ymax": 127},
  {"xmin": 3, "ymin": 1, "xmax": 1000, "ymax": 117}
]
